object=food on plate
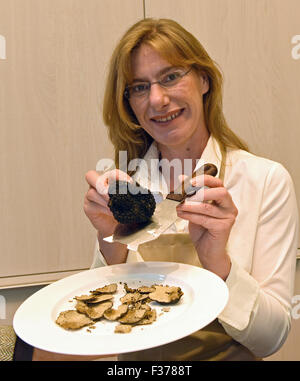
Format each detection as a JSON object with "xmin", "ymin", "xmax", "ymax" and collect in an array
[
  {"xmin": 84, "ymin": 301, "xmax": 113, "ymax": 320},
  {"xmin": 149, "ymin": 285, "xmax": 184, "ymax": 304},
  {"xmin": 75, "ymin": 300, "xmax": 89, "ymax": 315},
  {"xmin": 120, "ymin": 292, "xmax": 144, "ymax": 304},
  {"xmin": 75, "ymin": 294, "xmax": 113, "ymax": 303},
  {"xmin": 114, "ymin": 324, "xmax": 132, "ymax": 334},
  {"xmin": 118, "ymin": 307, "xmax": 147, "ymax": 324},
  {"xmin": 84, "ymin": 294, "xmax": 114, "ymax": 304},
  {"xmin": 108, "ymin": 180, "xmax": 156, "ymax": 224},
  {"xmin": 56, "ymin": 310, "xmax": 93, "ymax": 330},
  {"xmin": 136, "ymin": 308, "xmax": 157, "ymax": 325},
  {"xmin": 74, "ymin": 294, "xmax": 97, "ymax": 302},
  {"xmin": 91, "ymin": 283, "xmax": 118, "ymax": 294},
  {"xmin": 56, "ymin": 282, "xmax": 183, "ymax": 333},
  {"xmin": 138, "ymin": 286, "xmax": 156, "ymax": 293},
  {"xmin": 104, "ymin": 304, "xmax": 128, "ymax": 321}
]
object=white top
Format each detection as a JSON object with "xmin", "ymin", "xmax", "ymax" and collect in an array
[{"xmin": 91, "ymin": 136, "xmax": 299, "ymax": 358}]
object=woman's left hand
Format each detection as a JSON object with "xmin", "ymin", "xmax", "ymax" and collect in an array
[{"xmin": 176, "ymin": 175, "xmax": 237, "ymax": 280}]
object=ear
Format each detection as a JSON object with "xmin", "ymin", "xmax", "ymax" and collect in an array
[{"xmin": 201, "ymin": 73, "xmax": 209, "ymax": 95}]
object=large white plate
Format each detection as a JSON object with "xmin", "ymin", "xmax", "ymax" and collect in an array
[{"xmin": 13, "ymin": 262, "xmax": 228, "ymax": 356}]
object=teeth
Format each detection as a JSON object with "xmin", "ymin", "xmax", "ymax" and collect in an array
[{"xmin": 155, "ymin": 110, "xmax": 181, "ymax": 122}]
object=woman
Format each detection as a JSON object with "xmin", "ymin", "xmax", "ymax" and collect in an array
[{"xmin": 85, "ymin": 18, "xmax": 298, "ymax": 360}]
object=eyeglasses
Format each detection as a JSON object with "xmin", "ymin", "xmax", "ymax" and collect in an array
[{"xmin": 124, "ymin": 67, "xmax": 192, "ymax": 99}]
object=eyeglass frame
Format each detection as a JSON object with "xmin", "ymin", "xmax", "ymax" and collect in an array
[{"xmin": 123, "ymin": 67, "xmax": 193, "ymax": 100}]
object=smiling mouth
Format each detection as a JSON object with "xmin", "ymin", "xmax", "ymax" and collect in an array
[{"xmin": 151, "ymin": 109, "xmax": 184, "ymax": 123}]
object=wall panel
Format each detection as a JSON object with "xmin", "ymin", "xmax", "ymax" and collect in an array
[{"xmin": 0, "ymin": 0, "xmax": 143, "ymax": 286}]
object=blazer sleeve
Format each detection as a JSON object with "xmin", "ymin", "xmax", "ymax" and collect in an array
[{"xmin": 218, "ymin": 163, "xmax": 299, "ymax": 357}]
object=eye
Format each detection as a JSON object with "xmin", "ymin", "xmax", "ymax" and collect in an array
[
  {"xmin": 161, "ymin": 71, "xmax": 181, "ymax": 84},
  {"xmin": 131, "ymin": 83, "xmax": 149, "ymax": 94}
]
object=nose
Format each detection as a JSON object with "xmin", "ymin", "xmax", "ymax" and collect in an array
[{"xmin": 148, "ymin": 83, "xmax": 169, "ymax": 110}]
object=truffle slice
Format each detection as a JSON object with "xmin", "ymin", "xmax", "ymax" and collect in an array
[
  {"xmin": 91, "ymin": 283, "xmax": 117, "ymax": 294},
  {"xmin": 104, "ymin": 304, "xmax": 128, "ymax": 321},
  {"xmin": 86, "ymin": 294, "xmax": 114, "ymax": 304},
  {"xmin": 120, "ymin": 292, "xmax": 142, "ymax": 304},
  {"xmin": 124, "ymin": 283, "xmax": 136, "ymax": 293},
  {"xmin": 136, "ymin": 308, "xmax": 157, "ymax": 325},
  {"xmin": 149, "ymin": 285, "xmax": 183, "ymax": 304},
  {"xmin": 85, "ymin": 301, "xmax": 113, "ymax": 319},
  {"xmin": 56, "ymin": 310, "xmax": 93, "ymax": 330},
  {"xmin": 135, "ymin": 302, "xmax": 151, "ymax": 311},
  {"xmin": 75, "ymin": 300, "xmax": 89, "ymax": 315},
  {"xmin": 138, "ymin": 286, "xmax": 155, "ymax": 293},
  {"xmin": 114, "ymin": 324, "xmax": 132, "ymax": 334},
  {"xmin": 74, "ymin": 294, "xmax": 97, "ymax": 302},
  {"xmin": 118, "ymin": 308, "xmax": 147, "ymax": 324}
]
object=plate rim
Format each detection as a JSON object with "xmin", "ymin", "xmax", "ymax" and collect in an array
[{"xmin": 13, "ymin": 261, "xmax": 229, "ymax": 356}]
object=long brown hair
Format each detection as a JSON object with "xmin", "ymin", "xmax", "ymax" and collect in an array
[{"xmin": 103, "ymin": 18, "xmax": 248, "ymax": 168}]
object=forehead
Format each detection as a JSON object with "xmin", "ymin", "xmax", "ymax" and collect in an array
[{"xmin": 131, "ymin": 44, "xmax": 175, "ymax": 79}]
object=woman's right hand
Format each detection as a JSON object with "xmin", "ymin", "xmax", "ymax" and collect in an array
[{"xmin": 84, "ymin": 169, "xmax": 132, "ymax": 238}]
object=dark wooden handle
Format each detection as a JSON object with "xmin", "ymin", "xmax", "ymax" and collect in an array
[{"xmin": 166, "ymin": 163, "xmax": 218, "ymax": 202}]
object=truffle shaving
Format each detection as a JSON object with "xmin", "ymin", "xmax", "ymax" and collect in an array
[
  {"xmin": 118, "ymin": 308, "xmax": 147, "ymax": 324},
  {"xmin": 86, "ymin": 294, "xmax": 114, "ymax": 304},
  {"xmin": 104, "ymin": 304, "xmax": 128, "ymax": 321},
  {"xmin": 85, "ymin": 301, "xmax": 113, "ymax": 319},
  {"xmin": 56, "ymin": 310, "xmax": 93, "ymax": 330},
  {"xmin": 149, "ymin": 285, "xmax": 183, "ymax": 304},
  {"xmin": 120, "ymin": 292, "xmax": 142, "ymax": 304},
  {"xmin": 136, "ymin": 308, "xmax": 157, "ymax": 325},
  {"xmin": 115, "ymin": 324, "xmax": 132, "ymax": 334},
  {"xmin": 91, "ymin": 283, "xmax": 117, "ymax": 294}
]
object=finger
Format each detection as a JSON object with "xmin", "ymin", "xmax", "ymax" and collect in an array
[
  {"xmin": 176, "ymin": 209, "xmax": 231, "ymax": 232},
  {"xmin": 172, "ymin": 174, "xmax": 189, "ymax": 193},
  {"xmin": 97, "ymin": 169, "xmax": 133, "ymax": 195},
  {"xmin": 191, "ymin": 174, "xmax": 223, "ymax": 188},
  {"xmin": 177, "ymin": 200, "xmax": 226, "ymax": 219},
  {"xmin": 105, "ymin": 169, "xmax": 133, "ymax": 184},
  {"xmin": 84, "ymin": 198, "xmax": 113, "ymax": 217},
  {"xmin": 85, "ymin": 170, "xmax": 100, "ymax": 189},
  {"xmin": 201, "ymin": 187, "xmax": 235, "ymax": 209},
  {"xmin": 85, "ymin": 169, "xmax": 133, "ymax": 196},
  {"xmin": 86, "ymin": 187, "xmax": 109, "ymax": 206},
  {"xmin": 178, "ymin": 174, "xmax": 187, "ymax": 182}
]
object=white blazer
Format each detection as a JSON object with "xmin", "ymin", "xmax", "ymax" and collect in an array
[{"xmin": 92, "ymin": 136, "xmax": 299, "ymax": 358}]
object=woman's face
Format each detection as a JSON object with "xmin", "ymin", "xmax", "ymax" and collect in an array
[{"xmin": 128, "ymin": 44, "xmax": 209, "ymax": 150}]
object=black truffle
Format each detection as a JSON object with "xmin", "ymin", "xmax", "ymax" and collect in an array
[{"xmin": 108, "ymin": 180, "xmax": 156, "ymax": 224}]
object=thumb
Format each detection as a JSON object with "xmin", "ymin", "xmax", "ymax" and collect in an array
[
  {"xmin": 106, "ymin": 169, "xmax": 133, "ymax": 184},
  {"xmin": 96, "ymin": 169, "xmax": 133, "ymax": 195}
]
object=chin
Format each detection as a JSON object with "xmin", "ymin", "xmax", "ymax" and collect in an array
[{"xmin": 157, "ymin": 131, "xmax": 194, "ymax": 148}]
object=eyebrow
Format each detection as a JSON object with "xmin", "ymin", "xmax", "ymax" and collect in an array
[{"xmin": 132, "ymin": 65, "xmax": 179, "ymax": 83}]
